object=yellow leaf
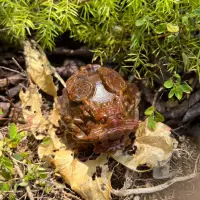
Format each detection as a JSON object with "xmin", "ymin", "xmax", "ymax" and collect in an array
[
  {"xmin": 112, "ymin": 119, "xmax": 178, "ymax": 171},
  {"xmin": 52, "ymin": 150, "xmax": 111, "ymax": 200},
  {"xmin": 19, "ymin": 84, "xmax": 49, "ymax": 139},
  {"xmin": 167, "ymin": 23, "xmax": 179, "ymax": 33},
  {"xmin": 49, "ymin": 105, "xmax": 61, "ymax": 127},
  {"xmin": 24, "ymin": 40, "xmax": 57, "ymax": 97}
]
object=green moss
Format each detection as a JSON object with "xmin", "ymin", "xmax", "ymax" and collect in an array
[{"xmin": 1, "ymin": 0, "xmax": 200, "ymax": 81}]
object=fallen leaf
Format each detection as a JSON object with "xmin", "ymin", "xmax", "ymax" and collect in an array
[
  {"xmin": 38, "ymin": 136, "xmax": 111, "ymax": 200},
  {"xmin": 24, "ymin": 40, "xmax": 57, "ymax": 97},
  {"xmin": 49, "ymin": 105, "xmax": 61, "ymax": 127},
  {"xmin": 52, "ymin": 150, "xmax": 111, "ymax": 200},
  {"xmin": 38, "ymin": 137, "xmax": 57, "ymax": 159},
  {"xmin": 19, "ymin": 84, "xmax": 49, "ymax": 139},
  {"xmin": 112, "ymin": 119, "xmax": 178, "ymax": 171}
]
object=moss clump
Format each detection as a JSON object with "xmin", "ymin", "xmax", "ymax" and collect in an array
[{"xmin": 1, "ymin": 0, "xmax": 200, "ymax": 81}]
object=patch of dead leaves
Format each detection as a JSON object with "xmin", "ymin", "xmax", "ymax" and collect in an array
[{"xmin": 19, "ymin": 40, "xmax": 178, "ymax": 200}]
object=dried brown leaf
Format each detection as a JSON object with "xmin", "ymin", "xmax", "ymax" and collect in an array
[
  {"xmin": 19, "ymin": 84, "xmax": 49, "ymax": 139},
  {"xmin": 24, "ymin": 40, "xmax": 57, "ymax": 97},
  {"xmin": 112, "ymin": 119, "xmax": 178, "ymax": 171},
  {"xmin": 52, "ymin": 150, "xmax": 111, "ymax": 200},
  {"xmin": 38, "ymin": 135, "xmax": 111, "ymax": 200}
]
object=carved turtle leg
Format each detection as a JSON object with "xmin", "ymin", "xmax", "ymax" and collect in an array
[{"xmin": 69, "ymin": 123, "xmax": 88, "ymax": 140}]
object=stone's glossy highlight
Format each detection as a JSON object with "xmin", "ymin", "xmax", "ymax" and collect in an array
[{"xmin": 59, "ymin": 64, "xmax": 140, "ymax": 153}]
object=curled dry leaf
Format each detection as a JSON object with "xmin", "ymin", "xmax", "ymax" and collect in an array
[
  {"xmin": 52, "ymin": 150, "xmax": 111, "ymax": 200},
  {"xmin": 48, "ymin": 106, "xmax": 66, "ymax": 150},
  {"xmin": 38, "ymin": 138, "xmax": 111, "ymax": 200},
  {"xmin": 19, "ymin": 84, "xmax": 49, "ymax": 139},
  {"xmin": 24, "ymin": 40, "xmax": 57, "ymax": 97},
  {"xmin": 112, "ymin": 119, "xmax": 178, "ymax": 171}
]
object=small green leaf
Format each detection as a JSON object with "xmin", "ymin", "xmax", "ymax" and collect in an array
[
  {"xmin": 9, "ymin": 123, "xmax": 18, "ymax": 140},
  {"xmin": 0, "ymin": 182, "xmax": 10, "ymax": 191},
  {"xmin": 168, "ymin": 88, "xmax": 175, "ymax": 98},
  {"xmin": 167, "ymin": 35, "xmax": 176, "ymax": 42},
  {"xmin": 39, "ymin": 172, "xmax": 48, "ymax": 179},
  {"xmin": 14, "ymin": 183, "xmax": 18, "ymax": 191},
  {"xmin": 0, "ymin": 156, "xmax": 14, "ymax": 172},
  {"xmin": 0, "ymin": 156, "xmax": 14, "ymax": 179},
  {"xmin": 148, "ymin": 115, "xmax": 156, "ymax": 130},
  {"xmin": 135, "ymin": 18, "xmax": 145, "ymax": 27},
  {"xmin": 2, "ymin": 168, "xmax": 12, "ymax": 180},
  {"xmin": 182, "ymin": 16, "xmax": 189, "ymax": 25},
  {"xmin": 144, "ymin": 106, "xmax": 155, "ymax": 116},
  {"xmin": 173, "ymin": 72, "xmax": 181, "ymax": 82},
  {"xmin": 194, "ymin": 7, "xmax": 200, "ymax": 16},
  {"xmin": 181, "ymin": 82, "xmax": 192, "ymax": 93},
  {"xmin": 175, "ymin": 86, "xmax": 183, "ymax": 100},
  {"xmin": 39, "ymin": 180, "xmax": 46, "ymax": 187},
  {"xmin": 167, "ymin": 23, "xmax": 179, "ymax": 33},
  {"xmin": 0, "ymin": 108, "xmax": 3, "ymax": 115},
  {"xmin": 8, "ymin": 193, "xmax": 15, "ymax": 200},
  {"xmin": 164, "ymin": 79, "xmax": 174, "ymax": 88},
  {"xmin": 196, "ymin": 16, "xmax": 200, "ymax": 23},
  {"xmin": 13, "ymin": 153, "xmax": 22, "ymax": 161},
  {"xmin": 155, "ymin": 111, "xmax": 165, "ymax": 122},
  {"xmin": 182, "ymin": 52, "xmax": 189, "ymax": 68},
  {"xmin": 24, "ymin": 173, "xmax": 36, "ymax": 181},
  {"xmin": 19, "ymin": 181, "xmax": 28, "ymax": 187},
  {"xmin": 154, "ymin": 23, "xmax": 166, "ymax": 34}
]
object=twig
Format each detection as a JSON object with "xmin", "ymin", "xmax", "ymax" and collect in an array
[
  {"xmin": 12, "ymin": 158, "xmax": 34, "ymax": 200},
  {"xmin": 63, "ymin": 191, "xmax": 82, "ymax": 200},
  {"xmin": 0, "ymin": 66, "xmax": 26, "ymax": 77},
  {"xmin": 152, "ymin": 87, "xmax": 163, "ymax": 107},
  {"xmin": 194, "ymin": 154, "xmax": 200, "ymax": 174},
  {"xmin": 12, "ymin": 57, "xmax": 24, "ymax": 72},
  {"xmin": 49, "ymin": 47, "xmax": 93, "ymax": 58},
  {"xmin": 111, "ymin": 173, "xmax": 198, "ymax": 196},
  {"xmin": 172, "ymin": 121, "xmax": 191, "ymax": 132},
  {"xmin": 50, "ymin": 66, "xmax": 66, "ymax": 88}
]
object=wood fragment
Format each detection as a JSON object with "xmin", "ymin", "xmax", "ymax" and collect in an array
[
  {"xmin": 0, "ymin": 66, "xmax": 26, "ymax": 77},
  {"xmin": 0, "ymin": 74, "xmax": 25, "ymax": 89},
  {"xmin": 49, "ymin": 47, "xmax": 93, "ymax": 57}
]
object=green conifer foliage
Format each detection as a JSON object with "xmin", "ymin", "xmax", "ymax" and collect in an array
[{"xmin": 1, "ymin": 0, "xmax": 200, "ymax": 80}]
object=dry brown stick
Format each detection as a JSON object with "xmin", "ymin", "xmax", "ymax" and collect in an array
[
  {"xmin": 152, "ymin": 87, "xmax": 163, "ymax": 107},
  {"xmin": 0, "ymin": 66, "xmax": 26, "ymax": 77},
  {"xmin": 12, "ymin": 57, "xmax": 24, "ymax": 72},
  {"xmin": 12, "ymin": 158, "xmax": 34, "ymax": 200},
  {"xmin": 112, "ymin": 173, "xmax": 197, "ymax": 196}
]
